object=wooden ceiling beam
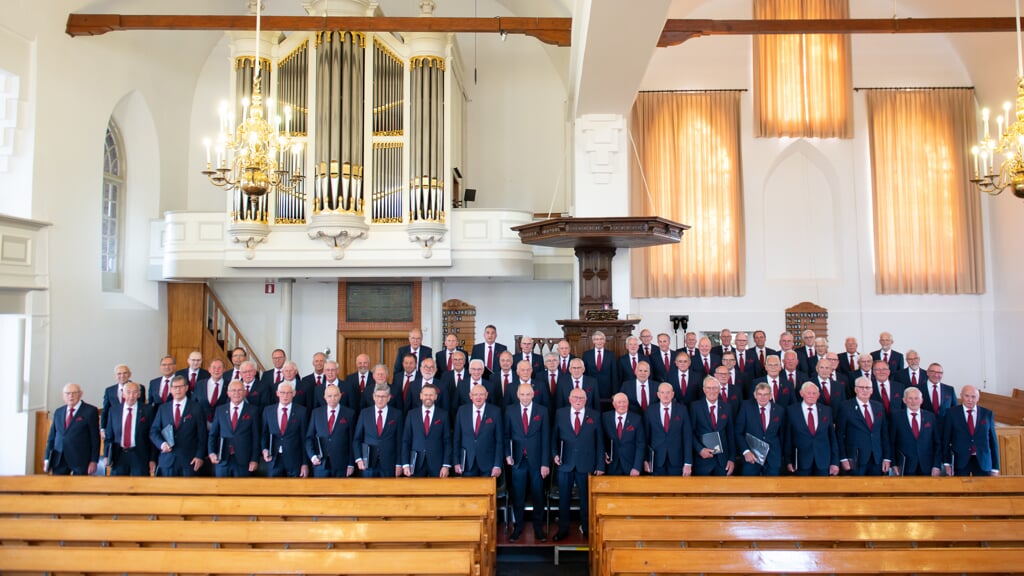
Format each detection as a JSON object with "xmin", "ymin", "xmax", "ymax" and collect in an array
[{"xmin": 66, "ymin": 14, "xmax": 1024, "ymax": 48}]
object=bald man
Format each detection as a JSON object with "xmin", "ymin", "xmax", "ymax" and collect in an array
[{"xmin": 45, "ymin": 383, "xmax": 100, "ymax": 475}]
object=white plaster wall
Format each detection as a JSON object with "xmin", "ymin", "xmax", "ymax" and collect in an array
[{"xmin": 442, "ymin": 279, "xmax": 574, "ymax": 343}]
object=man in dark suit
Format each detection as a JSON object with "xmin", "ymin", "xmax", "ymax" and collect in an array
[
  {"xmin": 691, "ymin": 376, "xmax": 735, "ymax": 476},
  {"xmin": 471, "ymin": 324, "xmax": 507, "ymax": 379},
  {"xmin": 616, "ymin": 336, "xmax": 646, "ymax": 386},
  {"xmin": 852, "ymin": 353, "xmax": 875, "ymax": 384},
  {"xmin": 456, "ymin": 359, "xmax": 497, "ymax": 412},
  {"xmin": 104, "ymin": 381, "xmax": 155, "ymax": 476},
  {"xmin": 893, "ymin": 349, "xmax": 927, "ymax": 390},
  {"xmin": 692, "ymin": 337, "xmax": 721, "ymax": 379},
  {"xmin": 551, "ymin": 387, "xmax": 605, "ymax": 541},
  {"xmin": 392, "ymin": 354, "xmax": 422, "ymax": 415},
  {"xmin": 602, "ymin": 393, "xmax": 646, "ymax": 476},
  {"xmin": 548, "ymin": 354, "xmax": 582, "ymax": 410},
  {"xmin": 258, "ymin": 348, "xmax": 288, "ymax": 393},
  {"xmin": 645, "ymin": 382, "xmax": 693, "ymax": 476},
  {"xmin": 314, "ymin": 360, "xmax": 359, "ymax": 414},
  {"xmin": 775, "ymin": 332, "xmax": 797, "ymax": 361},
  {"xmin": 262, "ymin": 382, "xmax": 309, "ymax": 478},
  {"xmin": 345, "ymin": 354, "xmax": 373, "ymax": 406},
  {"xmin": 871, "ymin": 331, "xmax": 905, "ymax": 372},
  {"xmin": 503, "ymin": 359, "xmax": 552, "ymax": 415},
  {"xmin": 439, "ymin": 351, "xmax": 468, "ymax": 411},
  {"xmin": 239, "ymin": 361, "xmax": 272, "ymax": 414},
  {"xmin": 620, "ymin": 360, "xmax": 657, "ymax": 414},
  {"xmin": 734, "ymin": 382, "xmax": 786, "ymax": 476},
  {"xmin": 921, "ymin": 363, "xmax": 956, "ymax": 420},
  {"xmin": 299, "ymin": 351, "xmax": 327, "ymax": 394},
  {"xmin": 668, "ymin": 352, "xmax": 701, "ymax": 405},
  {"xmin": 354, "ymin": 383, "xmax": 403, "ymax": 478},
  {"xmin": 195, "ymin": 358, "xmax": 228, "ymax": 427},
  {"xmin": 715, "ymin": 352, "xmax": 745, "ymax": 411},
  {"xmin": 435, "ymin": 333, "xmax": 466, "ymax": 376},
  {"xmin": 402, "ymin": 383, "xmax": 452, "ymax": 477},
  {"xmin": 836, "ymin": 377, "xmax": 891, "ymax": 476},
  {"xmin": 942, "ymin": 385, "xmax": 1000, "ymax": 476},
  {"xmin": 488, "ymin": 351, "xmax": 516, "ymax": 409},
  {"xmin": 780, "ymin": 351, "xmax": 808, "ymax": 397},
  {"xmin": 785, "ymin": 382, "xmax": 839, "ymax": 476},
  {"xmin": 101, "ymin": 364, "xmax": 145, "ymax": 441},
  {"xmin": 710, "ymin": 328, "xmax": 736, "ymax": 358},
  {"xmin": 45, "ymin": 383, "xmax": 101, "ymax": 475},
  {"xmin": 307, "ymin": 384, "xmax": 356, "ymax": 477},
  {"xmin": 582, "ymin": 331, "xmax": 618, "ymax": 403},
  {"xmin": 392, "ymin": 328, "xmax": 432, "ymax": 376},
  {"xmin": 892, "ymin": 386, "xmax": 941, "ymax": 476},
  {"xmin": 750, "ymin": 330, "xmax": 777, "ymax": 377},
  {"xmin": 453, "ymin": 383, "xmax": 504, "ymax": 477},
  {"xmin": 554, "ymin": 339, "xmax": 576, "ymax": 378},
  {"xmin": 794, "ymin": 330, "xmax": 818, "ymax": 375},
  {"xmin": 732, "ymin": 332, "xmax": 755, "ymax": 379},
  {"xmin": 512, "ymin": 336, "xmax": 544, "ymax": 378},
  {"xmin": 638, "ymin": 328, "xmax": 656, "ymax": 359},
  {"xmin": 871, "ymin": 360, "xmax": 905, "ymax": 417},
  {"xmin": 649, "ymin": 332, "xmax": 676, "ymax": 382},
  {"xmin": 226, "ymin": 347, "xmax": 251, "ymax": 386},
  {"xmin": 175, "ymin": 350, "xmax": 211, "ymax": 393},
  {"xmin": 148, "ymin": 355, "xmax": 177, "ymax": 406},
  {"xmin": 681, "ymin": 331, "xmax": 698, "ymax": 360},
  {"xmin": 280, "ymin": 361, "xmax": 314, "ymax": 409},
  {"xmin": 149, "ymin": 375, "xmax": 207, "ymax": 476},
  {"xmin": 207, "ymin": 380, "xmax": 260, "ymax": 477},
  {"xmin": 504, "ymin": 383, "xmax": 551, "ymax": 542},
  {"xmin": 839, "ymin": 337, "xmax": 862, "ymax": 377},
  {"xmin": 813, "ymin": 357, "xmax": 847, "ymax": 410},
  {"xmin": 750, "ymin": 354, "xmax": 796, "ymax": 407}
]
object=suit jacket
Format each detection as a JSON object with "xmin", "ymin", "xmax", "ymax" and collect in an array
[
  {"xmin": 666, "ymin": 367, "xmax": 702, "ymax": 405},
  {"xmin": 892, "ymin": 408, "xmax": 941, "ymax": 475},
  {"xmin": 503, "ymin": 403, "xmax": 551, "ymax": 471},
  {"xmin": 785, "ymin": 402, "xmax": 838, "ymax": 471},
  {"xmin": 838, "ymin": 352, "xmax": 862, "ymax": 376},
  {"xmin": 470, "ymin": 342, "xmax": 508, "ymax": 376},
  {"xmin": 391, "ymin": 371, "xmax": 423, "ymax": 414},
  {"xmin": 552, "ymin": 407, "xmax": 605, "ymax": 474},
  {"xmin": 353, "ymin": 405, "xmax": 403, "ymax": 472},
  {"xmin": 434, "ymin": 348, "xmax": 468, "ymax": 376},
  {"xmin": 402, "ymin": 406, "xmax": 452, "ymax": 476},
  {"xmin": 501, "ymin": 378, "xmax": 553, "ymax": 414},
  {"xmin": 455, "ymin": 378, "xmax": 497, "ymax": 412},
  {"xmin": 538, "ymin": 370, "xmax": 568, "ymax": 405},
  {"xmin": 815, "ymin": 378, "xmax": 849, "ymax": 410},
  {"xmin": 453, "ymin": 403, "xmax": 504, "ymax": 474},
  {"xmin": 648, "ymin": 348, "xmax": 676, "ymax": 382},
  {"xmin": 690, "ymin": 400, "xmax": 734, "ymax": 473},
  {"xmin": 691, "ymin": 354, "xmax": 722, "ymax": 379},
  {"xmin": 942, "ymin": 405, "xmax": 1000, "ymax": 473},
  {"xmin": 207, "ymin": 401, "xmax": 261, "ymax": 465},
  {"xmin": 46, "ymin": 402, "xmax": 101, "ymax": 472},
  {"xmin": 312, "ymin": 380, "xmax": 361, "ymax": 414},
  {"xmin": 289, "ymin": 379, "xmax": 316, "ymax": 408},
  {"xmin": 148, "ymin": 376, "xmax": 175, "ymax": 406},
  {"xmin": 750, "ymin": 374, "xmax": 797, "ymax": 407},
  {"xmin": 894, "ymin": 367, "xmax": 927, "ymax": 388},
  {"xmin": 262, "ymin": 403, "xmax": 309, "ymax": 475},
  {"xmin": 710, "ymin": 344, "xmax": 737, "ymax": 358},
  {"xmin": 345, "ymin": 371, "xmax": 374, "ymax": 408},
  {"xmin": 734, "ymin": 400, "xmax": 786, "ymax": 474},
  {"xmin": 741, "ymin": 348, "xmax": 767, "ymax": 378},
  {"xmin": 101, "ymin": 383, "xmax": 148, "ymax": 431},
  {"xmin": 919, "ymin": 381, "xmax": 956, "ymax": 419},
  {"xmin": 194, "ymin": 377, "xmax": 228, "ymax": 424},
  {"xmin": 553, "ymin": 374, "xmax": 599, "ymax": 411},
  {"xmin": 176, "ymin": 367, "xmax": 211, "ymax": 391},
  {"xmin": 258, "ymin": 367, "xmax": 286, "ymax": 391},
  {"xmin": 871, "ymin": 379, "xmax": 905, "ymax": 416},
  {"xmin": 871, "ymin": 349, "xmax": 906, "ymax": 372},
  {"xmin": 582, "ymin": 348, "xmax": 618, "ymax": 401},
  {"xmin": 645, "ymin": 402, "xmax": 693, "ymax": 471},
  {"xmin": 615, "ymin": 353, "xmax": 648, "ymax": 385},
  {"xmin": 835, "ymin": 398, "xmax": 891, "ymax": 469},
  {"xmin": 794, "ymin": 347, "xmax": 818, "ymax": 375},
  {"xmin": 104, "ymin": 400, "xmax": 155, "ymax": 454},
  {"xmin": 440, "ymin": 370, "xmax": 469, "ymax": 409},
  {"xmin": 512, "ymin": 352, "xmax": 545, "ymax": 378},
  {"xmin": 748, "ymin": 348, "xmax": 777, "ymax": 377},
  {"xmin": 149, "ymin": 398, "xmax": 208, "ymax": 472},
  {"xmin": 487, "ymin": 371, "xmax": 516, "ymax": 409},
  {"xmin": 393, "ymin": 345, "xmax": 433, "ymax": 376},
  {"xmin": 405, "ymin": 378, "xmax": 454, "ymax": 417},
  {"xmin": 602, "ymin": 410, "xmax": 646, "ymax": 475},
  {"xmin": 242, "ymin": 379, "xmax": 273, "ymax": 413},
  {"xmin": 306, "ymin": 403, "xmax": 356, "ymax": 473},
  {"xmin": 619, "ymin": 379, "xmax": 658, "ymax": 414}
]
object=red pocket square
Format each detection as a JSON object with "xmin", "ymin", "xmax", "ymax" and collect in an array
[
  {"xmin": 485, "ymin": 418, "xmax": 493, "ymax": 424},
  {"xmin": 433, "ymin": 419, "xmax": 442, "ymax": 426},
  {"xmin": 340, "ymin": 418, "xmax": 348, "ymax": 424},
  {"xmin": 532, "ymin": 415, "xmax": 542, "ymax": 422},
  {"xmin": 923, "ymin": 422, "xmax": 931, "ymax": 428},
  {"xmin": 585, "ymin": 417, "xmax": 594, "ymax": 424},
  {"xmin": 626, "ymin": 425, "xmax": 635, "ymax": 432}
]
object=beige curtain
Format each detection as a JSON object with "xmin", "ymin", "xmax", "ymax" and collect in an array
[
  {"xmin": 753, "ymin": 0, "xmax": 852, "ymax": 138},
  {"xmin": 630, "ymin": 91, "xmax": 745, "ymax": 298},
  {"xmin": 865, "ymin": 89, "xmax": 984, "ymax": 294}
]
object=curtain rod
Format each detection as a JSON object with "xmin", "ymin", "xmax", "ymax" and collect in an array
[
  {"xmin": 854, "ymin": 86, "xmax": 973, "ymax": 92},
  {"xmin": 640, "ymin": 89, "xmax": 747, "ymax": 93}
]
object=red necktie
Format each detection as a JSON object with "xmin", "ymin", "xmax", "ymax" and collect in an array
[
  {"xmin": 280, "ymin": 406, "xmax": 288, "ymax": 433},
  {"xmin": 120, "ymin": 387, "xmax": 125, "ymax": 403},
  {"xmin": 522, "ymin": 408, "xmax": 529, "ymax": 434},
  {"xmin": 663, "ymin": 407, "xmax": 670, "ymax": 432},
  {"xmin": 616, "ymin": 416, "xmax": 623, "ymax": 439},
  {"xmin": 759, "ymin": 350, "xmax": 765, "ymax": 367},
  {"xmin": 664, "ymin": 352, "xmax": 670, "ymax": 369},
  {"xmin": 760, "ymin": 407, "xmax": 767, "ymax": 432},
  {"xmin": 880, "ymin": 383, "xmax": 890, "ymax": 413},
  {"xmin": 174, "ymin": 403, "xmax": 182, "ymax": 429},
  {"xmin": 447, "ymin": 353, "xmax": 453, "ymax": 371},
  {"xmin": 328, "ymin": 408, "xmax": 336, "ymax": 434},
  {"xmin": 190, "ymin": 372, "xmax": 197, "ymax": 391},
  {"xmin": 967, "ymin": 409, "xmax": 975, "ymax": 435},
  {"xmin": 911, "ymin": 371, "xmax": 918, "ymax": 387},
  {"xmin": 640, "ymin": 383, "xmax": 648, "ymax": 411},
  {"xmin": 359, "ymin": 374, "xmax": 365, "ymax": 393},
  {"xmin": 561, "ymin": 358, "xmax": 567, "ymax": 372},
  {"xmin": 574, "ymin": 411, "xmax": 581, "ymax": 435},
  {"xmin": 681, "ymin": 372, "xmax": 688, "ymax": 390},
  {"xmin": 424, "ymin": 409, "xmax": 431, "ymax": 435},
  {"xmin": 723, "ymin": 380, "xmax": 730, "ymax": 402},
  {"xmin": 456, "ymin": 373, "xmax": 462, "ymax": 387},
  {"xmin": 822, "ymin": 381, "xmax": 830, "ymax": 403},
  {"xmin": 709, "ymin": 405, "xmax": 717, "ymax": 429},
  {"xmin": 704, "ymin": 358, "xmax": 710, "ymax": 373},
  {"xmin": 504, "ymin": 374, "xmax": 510, "ymax": 395},
  {"xmin": 376, "ymin": 409, "xmax": 384, "ymax": 436},
  {"xmin": 863, "ymin": 403, "xmax": 873, "ymax": 430},
  {"xmin": 788, "ymin": 372, "xmax": 795, "ymax": 386},
  {"xmin": 550, "ymin": 373, "xmax": 557, "ymax": 395},
  {"xmin": 275, "ymin": 370, "xmax": 282, "ymax": 384},
  {"xmin": 474, "ymin": 409, "xmax": 481, "ymax": 436},
  {"xmin": 162, "ymin": 378, "xmax": 170, "ymax": 402},
  {"xmin": 932, "ymin": 385, "xmax": 940, "ymax": 411},
  {"xmin": 316, "ymin": 375, "xmax": 322, "ymax": 386},
  {"xmin": 211, "ymin": 381, "xmax": 220, "ymax": 406},
  {"xmin": 739, "ymin": 354, "xmax": 745, "ymax": 372},
  {"xmin": 911, "ymin": 412, "xmax": 919, "ymax": 439},
  {"xmin": 596, "ymin": 350, "xmax": 602, "ymax": 371},
  {"xmin": 849, "ymin": 354, "xmax": 856, "ymax": 370},
  {"xmin": 404, "ymin": 374, "xmax": 412, "ymax": 402},
  {"xmin": 233, "ymin": 370, "xmax": 240, "ymax": 383},
  {"xmin": 231, "ymin": 406, "xmax": 239, "ymax": 431},
  {"xmin": 65, "ymin": 406, "xmax": 74, "ymax": 428},
  {"xmin": 631, "ymin": 357, "xmax": 637, "ymax": 372},
  {"xmin": 883, "ymin": 352, "xmax": 889, "ymax": 365},
  {"xmin": 772, "ymin": 379, "xmax": 779, "ymax": 402},
  {"xmin": 123, "ymin": 407, "xmax": 133, "ymax": 449},
  {"xmin": 806, "ymin": 407, "xmax": 815, "ymax": 435},
  {"xmin": 487, "ymin": 346, "xmax": 494, "ymax": 371}
]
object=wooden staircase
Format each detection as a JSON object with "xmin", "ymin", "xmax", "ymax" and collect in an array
[{"xmin": 167, "ymin": 283, "xmax": 265, "ymax": 373}]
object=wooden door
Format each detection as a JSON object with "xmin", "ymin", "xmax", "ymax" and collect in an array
[{"xmin": 338, "ymin": 331, "xmax": 409, "ymax": 376}]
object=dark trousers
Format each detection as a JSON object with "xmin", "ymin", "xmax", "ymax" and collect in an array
[
  {"xmin": 215, "ymin": 455, "xmax": 253, "ymax": 477},
  {"xmin": 510, "ymin": 459, "xmax": 545, "ymax": 528},
  {"xmin": 109, "ymin": 447, "xmax": 150, "ymax": 476},
  {"xmin": 556, "ymin": 469, "xmax": 589, "ymax": 532},
  {"xmin": 50, "ymin": 451, "xmax": 90, "ymax": 476}
]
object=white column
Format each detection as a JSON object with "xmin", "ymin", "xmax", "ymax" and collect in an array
[
  {"xmin": 430, "ymin": 278, "xmax": 443, "ymax": 350},
  {"xmin": 279, "ymin": 278, "xmax": 293, "ymax": 354}
]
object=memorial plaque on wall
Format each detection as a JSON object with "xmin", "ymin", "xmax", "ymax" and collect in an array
[
  {"xmin": 346, "ymin": 284, "xmax": 415, "ymax": 323},
  {"xmin": 785, "ymin": 302, "xmax": 828, "ymax": 347},
  {"xmin": 442, "ymin": 299, "xmax": 477, "ymax": 351}
]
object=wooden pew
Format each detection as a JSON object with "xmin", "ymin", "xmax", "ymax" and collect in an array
[
  {"xmin": 0, "ymin": 477, "xmax": 495, "ymax": 575},
  {"xmin": 589, "ymin": 476, "xmax": 1024, "ymax": 576},
  {"xmin": 979, "ymin": 390, "xmax": 1024, "ymax": 425}
]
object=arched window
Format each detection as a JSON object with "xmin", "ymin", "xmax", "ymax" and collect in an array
[{"xmin": 101, "ymin": 119, "xmax": 125, "ymax": 292}]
